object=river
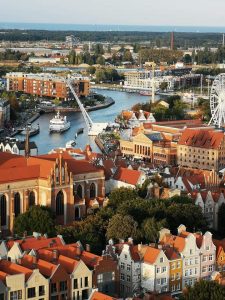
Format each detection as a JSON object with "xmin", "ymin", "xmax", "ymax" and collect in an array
[{"xmin": 23, "ymin": 90, "xmax": 158, "ymax": 154}]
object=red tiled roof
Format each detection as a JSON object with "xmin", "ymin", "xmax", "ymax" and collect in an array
[
  {"xmin": 164, "ymin": 247, "xmax": 180, "ymax": 260},
  {"xmin": 0, "ymin": 260, "xmax": 32, "ymax": 280},
  {"xmin": 178, "ymin": 128, "xmax": 224, "ymax": 149},
  {"xmin": 160, "ymin": 234, "xmax": 186, "ymax": 253},
  {"xmin": 7, "ymin": 236, "xmax": 64, "ymax": 251},
  {"xmin": 143, "ymin": 247, "xmax": 160, "ymax": 264},
  {"xmin": 80, "ymin": 251, "xmax": 102, "ymax": 268},
  {"xmin": 90, "ymin": 291, "xmax": 117, "ymax": 300},
  {"xmin": 113, "ymin": 167, "xmax": 142, "ymax": 186}
]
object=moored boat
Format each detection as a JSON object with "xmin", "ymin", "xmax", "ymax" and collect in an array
[
  {"xmin": 49, "ymin": 111, "xmax": 70, "ymax": 133},
  {"xmin": 20, "ymin": 123, "xmax": 40, "ymax": 137}
]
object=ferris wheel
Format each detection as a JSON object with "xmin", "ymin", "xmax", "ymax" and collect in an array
[{"xmin": 209, "ymin": 73, "xmax": 225, "ymax": 127}]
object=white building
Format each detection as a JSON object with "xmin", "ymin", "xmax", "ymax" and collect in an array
[{"xmin": 0, "ymin": 137, "xmax": 38, "ymax": 156}]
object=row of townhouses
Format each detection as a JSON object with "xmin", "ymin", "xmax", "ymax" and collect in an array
[{"xmin": 105, "ymin": 224, "xmax": 222, "ymax": 298}]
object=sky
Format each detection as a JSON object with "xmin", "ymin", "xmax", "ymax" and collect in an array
[{"xmin": 1, "ymin": 0, "xmax": 225, "ymax": 27}]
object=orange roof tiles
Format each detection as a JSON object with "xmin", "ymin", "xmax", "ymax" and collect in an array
[
  {"xmin": 0, "ymin": 260, "xmax": 32, "ymax": 281},
  {"xmin": 113, "ymin": 167, "xmax": 142, "ymax": 186},
  {"xmin": 160, "ymin": 234, "xmax": 186, "ymax": 253},
  {"xmin": 178, "ymin": 128, "xmax": 224, "ymax": 149},
  {"xmin": 90, "ymin": 291, "xmax": 117, "ymax": 300},
  {"xmin": 143, "ymin": 247, "xmax": 160, "ymax": 264},
  {"xmin": 80, "ymin": 251, "xmax": 101, "ymax": 268},
  {"xmin": 7, "ymin": 236, "xmax": 64, "ymax": 251}
]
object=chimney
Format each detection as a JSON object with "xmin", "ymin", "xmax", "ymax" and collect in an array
[
  {"xmin": 128, "ymin": 237, "xmax": 133, "ymax": 245},
  {"xmin": 76, "ymin": 246, "xmax": 82, "ymax": 256},
  {"xmin": 86, "ymin": 244, "xmax": 90, "ymax": 252},
  {"xmin": 33, "ymin": 256, "xmax": 37, "ymax": 265},
  {"xmin": 23, "ymin": 231, "xmax": 27, "ymax": 239},
  {"xmin": 17, "ymin": 258, "xmax": 22, "ymax": 265},
  {"xmin": 52, "ymin": 249, "xmax": 59, "ymax": 260}
]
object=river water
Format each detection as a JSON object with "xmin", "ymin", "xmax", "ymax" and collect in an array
[{"xmin": 24, "ymin": 90, "xmax": 157, "ymax": 154}]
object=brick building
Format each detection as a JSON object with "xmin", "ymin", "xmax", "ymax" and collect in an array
[
  {"xmin": 0, "ymin": 151, "xmax": 106, "ymax": 234},
  {"xmin": 6, "ymin": 72, "xmax": 90, "ymax": 99}
]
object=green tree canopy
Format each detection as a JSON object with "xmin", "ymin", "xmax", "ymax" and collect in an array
[
  {"xmin": 108, "ymin": 187, "xmax": 138, "ymax": 210},
  {"xmin": 106, "ymin": 214, "xmax": 138, "ymax": 241},
  {"xmin": 182, "ymin": 280, "xmax": 225, "ymax": 300},
  {"xmin": 14, "ymin": 205, "xmax": 55, "ymax": 236},
  {"xmin": 142, "ymin": 217, "xmax": 166, "ymax": 243}
]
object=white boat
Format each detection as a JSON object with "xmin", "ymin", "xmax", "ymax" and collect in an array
[
  {"xmin": 66, "ymin": 140, "xmax": 76, "ymax": 148},
  {"xmin": 49, "ymin": 111, "xmax": 70, "ymax": 133}
]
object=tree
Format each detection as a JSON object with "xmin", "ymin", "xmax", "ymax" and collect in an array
[
  {"xmin": 123, "ymin": 50, "xmax": 133, "ymax": 62},
  {"xmin": 106, "ymin": 214, "xmax": 138, "ymax": 241},
  {"xmin": 96, "ymin": 55, "xmax": 105, "ymax": 65},
  {"xmin": 14, "ymin": 205, "xmax": 55, "ymax": 236},
  {"xmin": 183, "ymin": 54, "xmax": 192, "ymax": 64},
  {"xmin": 68, "ymin": 50, "xmax": 76, "ymax": 64},
  {"xmin": 108, "ymin": 187, "xmax": 138, "ymax": 210},
  {"xmin": 182, "ymin": 280, "xmax": 225, "ymax": 300},
  {"xmin": 159, "ymin": 82, "xmax": 168, "ymax": 91},
  {"xmin": 142, "ymin": 217, "xmax": 166, "ymax": 243},
  {"xmin": 166, "ymin": 203, "xmax": 207, "ymax": 233}
]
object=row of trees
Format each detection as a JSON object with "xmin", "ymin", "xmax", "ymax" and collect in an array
[
  {"xmin": 131, "ymin": 95, "xmax": 188, "ymax": 121},
  {"xmin": 0, "ymin": 30, "xmax": 224, "ymax": 48},
  {"xmin": 14, "ymin": 186, "xmax": 207, "ymax": 254},
  {"xmin": 0, "ymin": 49, "xmax": 29, "ymax": 61}
]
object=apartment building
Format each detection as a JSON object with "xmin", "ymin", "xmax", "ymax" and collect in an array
[
  {"xmin": 6, "ymin": 72, "xmax": 90, "ymax": 99},
  {"xmin": 177, "ymin": 128, "xmax": 225, "ymax": 172}
]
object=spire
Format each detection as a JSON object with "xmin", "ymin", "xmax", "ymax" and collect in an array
[{"xmin": 25, "ymin": 126, "xmax": 30, "ymax": 158}]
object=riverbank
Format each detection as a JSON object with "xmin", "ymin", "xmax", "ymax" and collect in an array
[{"xmin": 39, "ymin": 97, "xmax": 115, "ymax": 113}]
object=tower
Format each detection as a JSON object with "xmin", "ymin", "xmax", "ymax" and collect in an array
[{"xmin": 170, "ymin": 32, "xmax": 174, "ymax": 50}]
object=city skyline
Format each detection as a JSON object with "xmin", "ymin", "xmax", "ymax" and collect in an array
[{"xmin": 1, "ymin": 0, "xmax": 225, "ymax": 27}]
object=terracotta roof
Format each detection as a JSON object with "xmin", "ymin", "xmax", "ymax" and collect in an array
[
  {"xmin": 39, "ymin": 152, "xmax": 103, "ymax": 175},
  {"xmin": 58, "ymin": 255, "xmax": 79, "ymax": 274},
  {"xmin": 143, "ymin": 247, "xmax": 160, "ymax": 264},
  {"xmin": 160, "ymin": 234, "xmax": 186, "ymax": 252},
  {"xmin": 178, "ymin": 128, "xmax": 224, "ymax": 149},
  {"xmin": 90, "ymin": 291, "xmax": 117, "ymax": 300},
  {"xmin": 80, "ymin": 251, "xmax": 102, "ymax": 268},
  {"xmin": 7, "ymin": 236, "xmax": 64, "ymax": 251},
  {"xmin": 0, "ymin": 260, "xmax": 32, "ymax": 280},
  {"xmin": 164, "ymin": 247, "xmax": 181, "ymax": 260},
  {"xmin": 113, "ymin": 167, "xmax": 142, "ymax": 186}
]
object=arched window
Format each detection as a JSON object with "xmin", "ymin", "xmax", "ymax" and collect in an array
[
  {"xmin": 75, "ymin": 206, "xmax": 80, "ymax": 220},
  {"xmin": 28, "ymin": 191, "xmax": 35, "ymax": 207},
  {"xmin": 56, "ymin": 191, "xmax": 64, "ymax": 216},
  {"xmin": 77, "ymin": 185, "xmax": 83, "ymax": 199},
  {"xmin": 14, "ymin": 193, "xmax": 21, "ymax": 217},
  {"xmin": 0, "ymin": 195, "xmax": 7, "ymax": 226},
  {"xmin": 90, "ymin": 183, "xmax": 96, "ymax": 199}
]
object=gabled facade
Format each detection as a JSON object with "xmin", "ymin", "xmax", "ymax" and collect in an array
[{"xmin": 141, "ymin": 245, "xmax": 170, "ymax": 293}]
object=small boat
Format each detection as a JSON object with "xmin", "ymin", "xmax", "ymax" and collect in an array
[
  {"xmin": 49, "ymin": 111, "xmax": 70, "ymax": 133},
  {"xmin": 140, "ymin": 90, "xmax": 152, "ymax": 96},
  {"xmin": 66, "ymin": 140, "xmax": 76, "ymax": 148},
  {"xmin": 20, "ymin": 123, "xmax": 40, "ymax": 137}
]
